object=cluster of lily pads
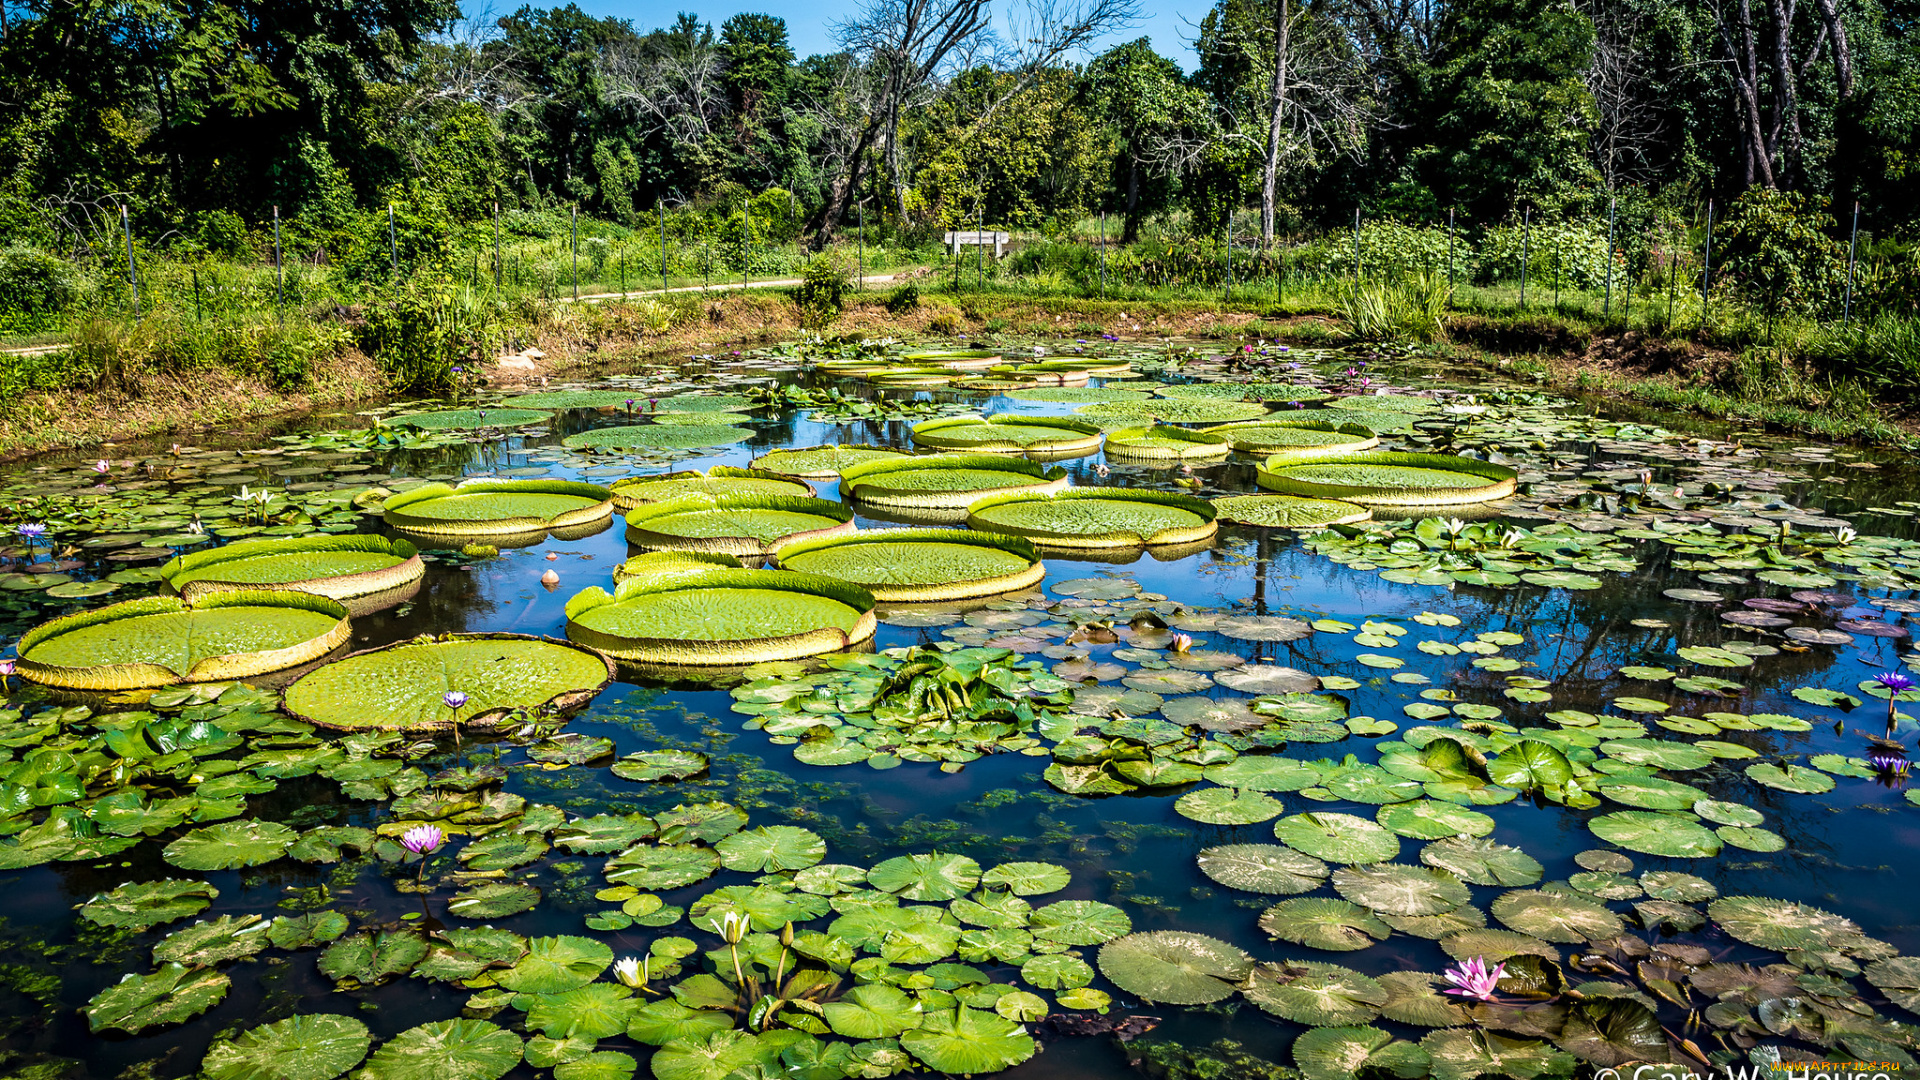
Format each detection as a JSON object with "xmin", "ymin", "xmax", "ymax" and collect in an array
[{"xmin": 5, "ymin": 332, "xmax": 1920, "ymax": 1080}]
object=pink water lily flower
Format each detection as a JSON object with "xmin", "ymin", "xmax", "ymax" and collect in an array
[
  {"xmin": 1442, "ymin": 956, "xmax": 1505, "ymax": 1001},
  {"xmin": 401, "ymin": 824, "xmax": 443, "ymax": 855}
]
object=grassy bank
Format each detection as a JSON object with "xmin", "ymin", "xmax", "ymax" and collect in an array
[{"xmin": 1, "ymin": 269, "xmax": 1913, "ymax": 459}]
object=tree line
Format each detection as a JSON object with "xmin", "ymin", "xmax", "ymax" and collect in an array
[{"xmin": 0, "ymin": 0, "xmax": 1914, "ymax": 263}]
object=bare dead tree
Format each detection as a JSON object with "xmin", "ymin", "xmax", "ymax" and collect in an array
[
  {"xmin": 1579, "ymin": 0, "xmax": 1666, "ymax": 188},
  {"xmin": 599, "ymin": 31, "xmax": 728, "ymax": 160}
]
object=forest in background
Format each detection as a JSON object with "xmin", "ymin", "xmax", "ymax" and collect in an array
[{"xmin": 1, "ymin": 0, "xmax": 1916, "ymax": 257}]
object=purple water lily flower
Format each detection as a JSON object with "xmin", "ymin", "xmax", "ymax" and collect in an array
[
  {"xmin": 1875, "ymin": 672, "xmax": 1914, "ymax": 694},
  {"xmin": 1442, "ymin": 956, "xmax": 1505, "ymax": 1001},
  {"xmin": 401, "ymin": 824, "xmax": 443, "ymax": 855},
  {"xmin": 443, "ymin": 691, "xmax": 469, "ymax": 710},
  {"xmin": 0, "ymin": 657, "xmax": 13, "ymax": 693},
  {"xmin": 15, "ymin": 524, "xmax": 45, "ymax": 539}
]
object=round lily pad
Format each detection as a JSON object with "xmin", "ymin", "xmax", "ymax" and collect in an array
[
  {"xmin": 284, "ymin": 634, "xmax": 613, "ymax": 731},
  {"xmin": 1097, "ymin": 931, "xmax": 1253, "ymax": 1004},
  {"xmin": 776, "ymin": 529, "xmax": 1044, "ymax": 602},
  {"xmin": 566, "ymin": 566, "xmax": 877, "ymax": 667},
  {"xmin": 1273, "ymin": 813, "xmax": 1400, "ymax": 865},
  {"xmin": 18, "ymin": 591, "xmax": 351, "ymax": 691},
  {"xmin": 967, "ymin": 489, "xmax": 1218, "ymax": 549},
  {"xmin": 382, "ymin": 480, "xmax": 614, "ymax": 538},
  {"xmin": 1175, "ymin": 787, "xmax": 1285, "ymax": 824},
  {"xmin": 202, "ymin": 1014, "xmax": 373, "ymax": 1080},
  {"xmin": 1197, "ymin": 844, "xmax": 1330, "ymax": 894}
]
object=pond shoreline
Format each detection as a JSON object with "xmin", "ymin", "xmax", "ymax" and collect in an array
[{"xmin": 1, "ymin": 289, "xmax": 1909, "ymax": 462}]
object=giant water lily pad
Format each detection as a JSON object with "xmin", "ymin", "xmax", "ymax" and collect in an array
[
  {"xmin": 284, "ymin": 634, "xmax": 613, "ymax": 731},
  {"xmin": 1212, "ymin": 494, "xmax": 1372, "ymax": 528},
  {"xmin": 1097, "ymin": 931, "xmax": 1253, "ymax": 1004},
  {"xmin": 358, "ymin": 1019, "xmax": 522, "ymax": 1080},
  {"xmin": 624, "ymin": 493, "xmax": 854, "ymax": 557},
  {"xmin": 18, "ymin": 591, "xmax": 351, "ymax": 691},
  {"xmin": 910, "ymin": 415, "xmax": 1103, "ymax": 454},
  {"xmin": 839, "ymin": 454, "xmax": 1068, "ymax": 510},
  {"xmin": 561, "ymin": 424, "xmax": 754, "ymax": 451},
  {"xmin": 775, "ymin": 529, "xmax": 1044, "ymax": 602},
  {"xmin": 382, "ymin": 480, "xmax": 614, "ymax": 538},
  {"xmin": 566, "ymin": 567, "xmax": 876, "ymax": 667},
  {"xmin": 161, "ymin": 534, "xmax": 423, "ymax": 601},
  {"xmin": 1258, "ymin": 451, "xmax": 1517, "ymax": 506},
  {"xmin": 1202, "ymin": 418, "xmax": 1380, "ymax": 457},
  {"xmin": 390, "ymin": 408, "xmax": 550, "ymax": 429},
  {"xmin": 967, "ymin": 489, "xmax": 1217, "ymax": 549},
  {"xmin": 750, "ymin": 445, "xmax": 909, "ymax": 477},
  {"xmin": 608, "ymin": 467, "xmax": 812, "ymax": 510},
  {"xmin": 1102, "ymin": 425, "xmax": 1233, "ymax": 460},
  {"xmin": 201, "ymin": 1013, "xmax": 373, "ymax": 1080}
]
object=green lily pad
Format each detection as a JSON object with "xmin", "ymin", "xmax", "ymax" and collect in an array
[
  {"xmin": 1588, "ymin": 811, "xmax": 1722, "ymax": 858},
  {"xmin": 1272, "ymin": 812, "xmax": 1400, "ymax": 865},
  {"xmin": 1097, "ymin": 931, "xmax": 1253, "ymax": 1004},
  {"xmin": 1196, "ymin": 843, "xmax": 1330, "ymax": 895},
  {"xmin": 80, "ymin": 879, "xmax": 218, "ymax": 930},
  {"xmin": 163, "ymin": 820, "xmax": 297, "ymax": 870},
  {"xmin": 1174, "ymin": 787, "xmax": 1285, "ymax": 824},
  {"xmin": 201, "ymin": 1013, "xmax": 373, "ymax": 1080},
  {"xmin": 86, "ymin": 962, "xmax": 230, "ymax": 1033},
  {"xmin": 358, "ymin": 1019, "xmax": 523, "ymax": 1080},
  {"xmin": 714, "ymin": 826, "xmax": 826, "ymax": 873},
  {"xmin": 899, "ymin": 1007, "xmax": 1036, "ymax": 1074},
  {"xmin": 1259, "ymin": 898, "xmax": 1391, "ymax": 951},
  {"xmin": 867, "ymin": 853, "xmax": 982, "ymax": 900}
]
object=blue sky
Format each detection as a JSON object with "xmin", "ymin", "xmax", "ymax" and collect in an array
[{"xmin": 537, "ymin": 0, "xmax": 1214, "ymax": 69}]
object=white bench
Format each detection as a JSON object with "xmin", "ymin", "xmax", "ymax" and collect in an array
[{"xmin": 945, "ymin": 231, "xmax": 1010, "ymax": 257}]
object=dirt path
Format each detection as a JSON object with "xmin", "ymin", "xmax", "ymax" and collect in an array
[{"xmin": 568, "ymin": 270, "xmax": 916, "ymax": 303}]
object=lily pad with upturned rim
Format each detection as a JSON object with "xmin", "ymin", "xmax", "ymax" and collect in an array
[
  {"xmin": 1257, "ymin": 451, "xmax": 1518, "ymax": 507},
  {"xmin": 911, "ymin": 415, "xmax": 1104, "ymax": 455},
  {"xmin": 838, "ymin": 454, "xmax": 1068, "ymax": 510},
  {"xmin": 1212, "ymin": 494, "xmax": 1373, "ymax": 529},
  {"xmin": 389, "ymin": 408, "xmax": 551, "ymax": 430},
  {"xmin": 565, "ymin": 567, "xmax": 877, "ymax": 667},
  {"xmin": 561, "ymin": 424, "xmax": 754, "ymax": 451},
  {"xmin": 607, "ymin": 468, "xmax": 814, "ymax": 510},
  {"xmin": 966, "ymin": 489, "xmax": 1217, "ymax": 549},
  {"xmin": 749, "ymin": 445, "xmax": 911, "ymax": 478},
  {"xmin": 160, "ymin": 534, "xmax": 424, "ymax": 602},
  {"xmin": 382, "ymin": 479, "xmax": 614, "ymax": 539},
  {"xmin": 17, "ymin": 590, "xmax": 351, "ymax": 691},
  {"xmin": 775, "ymin": 529, "xmax": 1044, "ymax": 603},
  {"xmin": 623, "ymin": 493, "xmax": 854, "ymax": 558}
]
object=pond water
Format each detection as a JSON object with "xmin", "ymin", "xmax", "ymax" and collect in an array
[{"xmin": 3, "ymin": 339, "xmax": 1920, "ymax": 1080}]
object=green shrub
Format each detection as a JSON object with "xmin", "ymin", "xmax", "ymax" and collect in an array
[
  {"xmin": 1717, "ymin": 189, "xmax": 1847, "ymax": 322},
  {"xmin": 0, "ymin": 246, "xmax": 80, "ymax": 329},
  {"xmin": 885, "ymin": 282, "xmax": 921, "ymax": 313},
  {"xmin": 1297, "ymin": 220, "xmax": 1474, "ymax": 283},
  {"xmin": 795, "ymin": 253, "xmax": 852, "ymax": 329},
  {"xmin": 360, "ymin": 278, "xmax": 487, "ymax": 391},
  {"xmin": 193, "ymin": 211, "xmax": 255, "ymax": 259},
  {"xmin": 1477, "ymin": 219, "xmax": 1615, "ymax": 289}
]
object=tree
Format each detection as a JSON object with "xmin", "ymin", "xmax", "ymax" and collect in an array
[
  {"xmin": 1082, "ymin": 39, "xmax": 1207, "ymax": 241},
  {"xmin": 1402, "ymin": 0, "xmax": 1602, "ymax": 220}
]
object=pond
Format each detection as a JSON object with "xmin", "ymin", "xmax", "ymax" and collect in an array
[{"xmin": 2, "ymin": 337, "xmax": 1918, "ymax": 1080}]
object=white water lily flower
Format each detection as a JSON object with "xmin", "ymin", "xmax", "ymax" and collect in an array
[
  {"xmin": 613, "ymin": 956, "xmax": 645, "ymax": 988},
  {"xmin": 721, "ymin": 911, "xmax": 746, "ymax": 943},
  {"xmin": 1837, "ymin": 526, "xmax": 1859, "ymax": 544}
]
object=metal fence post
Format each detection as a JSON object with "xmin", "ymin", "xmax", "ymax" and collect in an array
[
  {"xmin": 388, "ymin": 204, "xmax": 397, "ymax": 273},
  {"xmin": 1604, "ymin": 196, "xmax": 1616, "ymax": 318},
  {"xmin": 1224, "ymin": 221, "xmax": 1233, "ymax": 299},
  {"xmin": 975, "ymin": 190, "xmax": 984, "ymax": 291},
  {"xmin": 1844, "ymin": 201, "xmax": 1861, "ymax": 325},
  {"xmin": 857, "ymin": 204, "xmax": 864, "ymax": 290},
  {"xmin": 1447, "ymin": 209, "xmax": 1455, "ymax": 302},
  {"xmin": 1099, "ymin": 211, "xmax": 1107, "ymax": 296},
  {"xmin": 1520, "ymin": 207, "xmax": 1531, "ymax": 309},
  {"xmin": 273, "ymin": 205, "xmax": 283, "ymax": 322},
  {"xmin": 571, "ymin": 205, "xmax": 579, "ymax": 300},
  {"xmin": 1701, "ymin": 198, "xmax": 1714, "ymax": 312},
  {"xmin": 493, "ymin": 202, "xmax": 502, "ymax": 288},
  {"xmin": 191, "ymin": 266, "xmax": 202, "ymax": 322},
  {"xmin": 1352, "ymin": 208, "xmax": 1361, "ymax": 281},
  {"xmin": 742, "ymin": 200, "xmax": 749, "ymax": 290},
  {"xmin": 121, "ymin": 204, "xmax": 140, "ymax": 318},
  {"xmin": 659, "ymin": 198, "xmax": 667, "ymax": 294}
]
